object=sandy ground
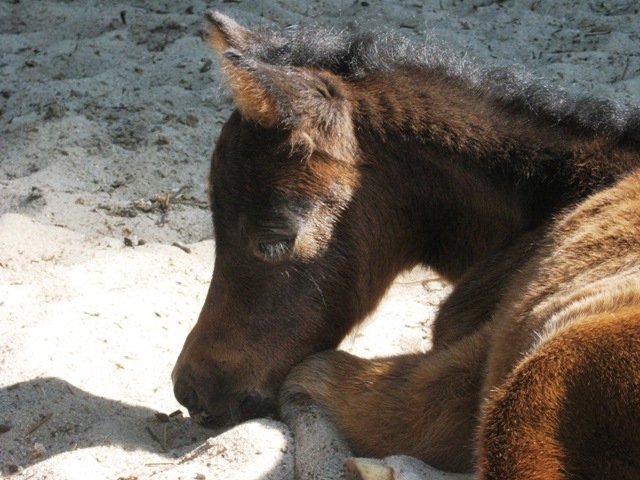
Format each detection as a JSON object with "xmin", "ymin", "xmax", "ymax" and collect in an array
[{"xmin": 1, "ymin": 1, "xmax": 638, "ymax": 479}]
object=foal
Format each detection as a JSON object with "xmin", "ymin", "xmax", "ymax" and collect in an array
[{"xmin": 172, "ymin": 12, "xmax": 640, "ymax": 479}]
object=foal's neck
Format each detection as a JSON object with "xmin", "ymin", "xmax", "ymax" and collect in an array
[{"xmin": 352, "ymin": 68, "xmax": 639, "ymax": 281}]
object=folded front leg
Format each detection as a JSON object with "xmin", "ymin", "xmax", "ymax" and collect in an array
[
  {"xmin": 281, "ymin": 326, "xmax": 491, "ymax": 473},
  {"xmin": 280, "ymin": 388, "xmax": 355, "ymax": 480}
]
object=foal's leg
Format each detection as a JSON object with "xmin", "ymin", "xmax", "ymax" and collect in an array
[
  {"xmin": 478, "ymin": 309, "xmax": 640, "ymax": 480},
  {"xmin": 281, "ymin": 324, "xmax": 491, "ymax": 473},
  {"xmin": 433, "ymin": 229, "xmax": 541, "ymax": 348}
]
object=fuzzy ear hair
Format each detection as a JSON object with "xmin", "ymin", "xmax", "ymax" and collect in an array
[
  {"xmin": 217, "ymin": 49, "xmax": 348, "ymax": 130},
  {"xmin": 203, "ymin": 10, "xmax": 258, "ymax": 54},
  {"xmin": 204, "ymin": 12, "xmax": 349, "ymax": 132},
  {"xmin": 203, "ymin": 11, "xmax": 283, "ymax": 127},
  {"xmin": 218, "ymin": 50, "xmax": 281, "ymax": 127}
]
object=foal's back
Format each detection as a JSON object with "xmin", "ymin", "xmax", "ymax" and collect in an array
[{"xmin": 479, "ymin": 171, "xmax": 640, "ymax": 478}]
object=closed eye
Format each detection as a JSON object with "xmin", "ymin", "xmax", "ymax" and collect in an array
[{"xmin": 256, "ymin": 237, "xmax": 294, "ymax": 263}]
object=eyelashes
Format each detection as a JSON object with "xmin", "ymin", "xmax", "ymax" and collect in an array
[{"xmin": 256, "ymin": 237, "xmax": 294, "ymax": 263}]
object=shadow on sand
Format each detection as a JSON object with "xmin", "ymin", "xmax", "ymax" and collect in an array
[
  {"xmin": 0, "ymin": 377, "xmax": 292, "ymax": 479},
  {"xmin": 0, "ymin": 377, "xmax": 214, "ymax": 473}
]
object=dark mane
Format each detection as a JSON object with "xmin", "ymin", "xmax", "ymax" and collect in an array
[{"xmin": 245, "ymin": 25, "xmax": 640, "ymax": 143}]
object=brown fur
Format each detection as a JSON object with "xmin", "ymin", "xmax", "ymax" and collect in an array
[
  {"xmin": 284, "ymin": 171, "xmax": 640, "ymax": 477},
  {"xmin": 173, "ymin": 12, "xmax": 640, "ymax": 478}
]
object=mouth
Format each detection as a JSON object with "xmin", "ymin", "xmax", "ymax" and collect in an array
[
  {"xmin": 190, "ymin": 410, "xmax": 233, "ymax": 428},
  {"xmin": 188, "ymin": 394, "xmax": 277, "ymax": 428},
  {"xmin": 189, "ymin": 395, "xmax": 276, "ymax": 428}
]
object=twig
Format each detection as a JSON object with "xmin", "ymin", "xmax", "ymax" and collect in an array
[
  {"xmin": 68, "ymin": 34, "xmax": 80, "ymax": 56},
  {"xmin": 26, "ymin": 413, "xmax": 53, "ymax": 435},
  {"xmin": 145, "ymin": 424, "xmax": 169, "ymax": 451},
  {"xmin": 177, "ymin": 443, "xmax": 227, "ymax": 464},
  {"xmin": 161, "ymin": 424, "xmax": 168, "ymax": 451},
  {"xmin": 584, "ymin": 30, "xmax": 611, "ymax": 37},
  {"xmin": 145, "ymin": 426, "xmax": 163, "ymax": 449},
  {"xmin": 172, "ymin": 242, "xmax": 191, "ymax": 254},
  {"xmin": 620, "ymin": 57, "xmax": 630, "ymax": 82}
]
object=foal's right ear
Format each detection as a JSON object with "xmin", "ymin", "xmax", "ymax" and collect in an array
[{"xmin": 204, "ymin": 11, "xmax": 258, "ymax": 54}]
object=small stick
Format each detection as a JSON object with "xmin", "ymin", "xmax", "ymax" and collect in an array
[
  {"xmin": 584, "ymin": 30, "xmax": 611, "ymax": 36},
  {"xmin": 161, "ymin": 424, "xmax": 168, "ymax": 451},
  {"xmin": 620, "ymin": 57, "xmax": 630, "ymax": 82},
  {"xmin": 26, "ymin": 413, "xmax": 53, "ymax": 435},
  {"xmin": 145, "ymin": 426, "xmax": 163, "ymax": 448},
  {"xmin": 173, "ymin": 185, "xmax": 191, "ymax": 199},
  {"xmin": 177, "ymin": 444, "xmax": 226, "ymax": 464},
  {"xmin": 172, "ymin": 242, "xmax": 191, "ymax": 254}
]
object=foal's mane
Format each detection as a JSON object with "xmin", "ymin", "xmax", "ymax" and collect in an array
[{"xmin": 244, "ymin": 25, "xmax": 640, "ymax": 143}]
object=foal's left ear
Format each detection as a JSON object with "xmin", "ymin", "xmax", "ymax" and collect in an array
[
  {"xmin": 204, "ymin": 12, "xmax": 350, "ymax": 131},
  {"xmin": 204, "ymin": 10, "xmax": 259, "ymax": 54},
  {"xmin": 218, "ymin": 50, "xmax": 348, "ymax": 130}
]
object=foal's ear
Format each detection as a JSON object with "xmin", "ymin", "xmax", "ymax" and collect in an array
[
  {"xmin": 216, "ymin": 50, "xmax": 349, "ymax": 130},
  {"xmin": 204, "ymin": 10, "xmax": 258, "ymax": 53},
  {"xmin": 204, "ymin": 12, "xmax": 350, "ymax": 135}
]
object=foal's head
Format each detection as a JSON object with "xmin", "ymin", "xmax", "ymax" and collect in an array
[{"xmin": 172, "ymin": 12, "xmax": 376, "ymax": 426}]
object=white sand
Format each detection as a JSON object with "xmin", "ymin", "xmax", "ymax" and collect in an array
[{"xmin": 1, "ymin": 1, "xmax": 638, "ymax": 479}]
